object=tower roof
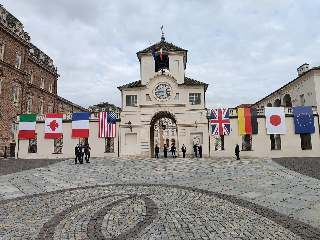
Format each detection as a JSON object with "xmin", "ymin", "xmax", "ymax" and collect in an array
[{"xmin": 137, "ymin": 40, "xmax": 187, "ymax": 55}]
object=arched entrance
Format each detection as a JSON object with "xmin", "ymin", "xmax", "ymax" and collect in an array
[{"xmin": 150, "ymin": 111, "xmax": 177, "ymax": 157}]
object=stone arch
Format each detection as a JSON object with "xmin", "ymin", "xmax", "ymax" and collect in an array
[
  {"xmin": 150, "ymin": 111, "xmax": 177, "ymax": 158},
  {"xmin": 274, "ymin": 99, "xmax": 281, "ymax": 107},
  {"xmin": 283, "ymin": 94, "xmax": 292, "ymax": 107}
]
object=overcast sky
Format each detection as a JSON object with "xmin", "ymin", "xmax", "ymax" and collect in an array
[{"xmin": 2, "ymin": 0, "xmax": 320, "ymax": 109}]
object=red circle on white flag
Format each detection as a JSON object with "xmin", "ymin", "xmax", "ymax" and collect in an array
[{"xmin": 270, "ymin": 115, "xmax": 281, "ymax": 126}]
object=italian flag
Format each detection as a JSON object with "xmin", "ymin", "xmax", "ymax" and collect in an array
[{"xmin": 19, "ymin": 114, "xmax": 37, "ymax": 139}]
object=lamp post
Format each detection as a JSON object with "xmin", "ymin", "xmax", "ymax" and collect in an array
[{"xmin": 128, "ymin": 121, "xmax": 132, "ymax": 132}]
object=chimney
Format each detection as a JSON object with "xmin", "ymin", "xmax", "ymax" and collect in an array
[{"xmin": 297, "ymin": 63, "xmax": 309, "ymax": 76}]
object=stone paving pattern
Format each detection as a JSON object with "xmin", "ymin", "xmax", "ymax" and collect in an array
[
  {"xmin": 273, "ymin": 157, "xmax": 320, "ymax": 181},
  {"xmin": 0, "ymin": 157, "xmax": 319, "ymax": 239}
]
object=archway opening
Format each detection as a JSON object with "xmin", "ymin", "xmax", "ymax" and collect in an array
[
  {"xmin": 150, "ymin": 111, "xmax": 177, "ymax": 158},
  {"xmin": 274, "ymin": 99, "xmax": 281, "ymax": 107},
  {"xmin": 283, "ymin": 94, "xmax": 292, "ymax": 107}
]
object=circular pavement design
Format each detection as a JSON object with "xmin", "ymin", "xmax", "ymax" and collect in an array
[{"xmin": 1, "ymin": 184, "xmax": 319, "ymax": 239}]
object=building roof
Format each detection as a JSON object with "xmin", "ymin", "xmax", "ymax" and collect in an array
[
  {"xmin": 235, "ymin": 104, "xmax": 253, "ymax": 108},
  {"xmin": 118, "ymin": 77, "xmax": 208, "ymax": 91},
  {"xmin": 254, "ymin": 66, "xmax": 320, "ymax": 105},
  {"xmin": 137, "ymin": 40, "xmax": 187, "ymax": 55},
  {"xmin": 57, "ymin": 96, "xmax": 87, "ymax": 112}
]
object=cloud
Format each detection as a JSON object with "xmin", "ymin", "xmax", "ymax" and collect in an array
[{"xmin": 2, "ymin": 0, "xmax": 320, "ymax": 109}]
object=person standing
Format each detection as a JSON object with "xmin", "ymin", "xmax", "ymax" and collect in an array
[
  {"xmin": 193, "ymin": 143, "xmax": 198, "ymax": 158},
  {"xmin": 80, "ymin": 144, "xmax": 84, "ymax": 164},
  {"xmin": 181, "ymin": 144, "xmax": 186, "ymax": 158},
  {"xmin": 171, "ymin": 144, "xmax": 176, "ymax": 158},
  {"xmin": 155, "ymin": 144, "xmax": 159, "ymax": 158},
  {"xmin": 235, "ymin": 143, "xmax": 240, "ymax": 160},
  {"xmin": 164, "ymin": 144, "xmax": 167, "ymax": 158},
  {"xmin": 75, "ymin": 144, "xmax": 81, "ymax": 164},
  {"xmin": 84, "ymin": 144, "xmax": 91, "ymax": 163},
  {"xmin": 198, "ymin": 145, "xmax": 202, "ymax": 158}
]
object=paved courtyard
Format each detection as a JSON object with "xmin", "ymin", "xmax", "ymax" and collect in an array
[{"xmin": 0, "ymin": 157, "xmax": 319, "ymax": 239}]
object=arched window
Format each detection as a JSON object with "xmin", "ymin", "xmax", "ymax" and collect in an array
[
  {"xmin": 267, "ymin": 103, "xmax": 272, "ymax": 107},
  {"xmin": 274, "ymin": 99, "xmax": 281, "ymax": 107}
]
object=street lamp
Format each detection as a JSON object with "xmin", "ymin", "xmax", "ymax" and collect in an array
[{"xmin": 128, "ymin": 121, "xmax": 132, "ymax": 132}]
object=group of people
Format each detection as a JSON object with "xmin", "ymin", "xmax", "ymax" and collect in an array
[
  {"xmin": 75, "ymin": 143, "xmax": 91, "ymax": 164},
  {"xmin": 193, "ymin": 143, "xmax": 202, "ymax": 158},
  {"xmin": 154, "ymin": 143, "xmax": 202, "ymax": 158}
]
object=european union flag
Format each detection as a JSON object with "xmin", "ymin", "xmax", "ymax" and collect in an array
[{"xmin": 293, "ymin": 106, "xmax": 315, "ymax": 134}]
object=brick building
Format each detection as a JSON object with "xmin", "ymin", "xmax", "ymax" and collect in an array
[{"xmin": 0, "ymin": 5, "xmax": 86, "ymax": 157}]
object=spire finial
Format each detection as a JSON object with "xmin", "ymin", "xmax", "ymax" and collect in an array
[{"xmin": 161, "ymin": 23, "xmax": 165, "ymax": 41}]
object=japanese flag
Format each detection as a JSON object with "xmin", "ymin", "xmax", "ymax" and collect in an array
[
  {"xmin": 45, "ymin": 113, "xmax": 63, "ymax": 138},
  {"xmin": 265, "ymin": 107, "xmax": 286, "ymax": 134}
]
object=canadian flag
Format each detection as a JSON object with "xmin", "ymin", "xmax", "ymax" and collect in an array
[
  {"xmin": 45, "ymin": 113, "xmax": 63, "ymax": 138},
  {"xmin": 265, "ymin": 107, "xmax": 286, "ymax": 134}
]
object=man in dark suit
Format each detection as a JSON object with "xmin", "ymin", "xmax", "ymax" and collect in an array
[
  {"xmin": 155, "ymin": 144, "xmax": 159, "ymax": 158},
  {"xmin": 164, "ymin": 144, "xmax": 167, "ymax": 158},
  {"xmin": 181, "ymin": 144, "xmax": 186, "ymax": 158},
  {"xmin": 79, "ymin": 144, "xmax": 84, "ymax": 164},
  {"xmin": 75, "ymin": 144, "xmax": 81, "ymax": 164},
  {"xmin": 235, "ymin": 143, "xmax": 240, "ymax": 160}
]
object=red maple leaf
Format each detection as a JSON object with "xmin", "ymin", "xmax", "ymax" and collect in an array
[{"xmin": 48, "ymin": 120, "xmax": 59, "ymax": 131}]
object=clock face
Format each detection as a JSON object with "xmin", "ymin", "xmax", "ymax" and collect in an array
[{"xmin": 154, "ymin": 83, "xmax": 171, "ymax": 100}]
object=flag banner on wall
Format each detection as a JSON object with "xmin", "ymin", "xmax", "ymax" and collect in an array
[
  {"xmin": 72, "ymin": 112, "xmax": 90, "ymax": 138},
  {"xmin": 19, "ymin": 114, "xmax": 37, "ymax": 139},
  {"xmin": 99, "ymin": 112, "xmax": 116, "ymax": 138},
  {"xmin": 211, "ymin": 108, "xmax": 230, "ymax": 135},
  {"xmin": 45, "ymin": 113, "xmax": 63, "ymax": 139},
  {"xmin": 293, "ymin": 106, "xmax": 315, "ymax": 134},
  {"xmin": 238, "ymin": 108, "xmax": 258, "ymax": 135},
  {"xmin": 265, "ymin": 107, "xmax": 286, "ymax": 134}
]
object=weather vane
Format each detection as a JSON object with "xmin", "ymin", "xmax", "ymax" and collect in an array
[{"xmin": 161, "ymin": 23, "xmax": 165, "ymax": 41}]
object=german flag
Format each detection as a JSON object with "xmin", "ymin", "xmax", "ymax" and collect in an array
[{"xmin": 238, "ymin": 108, "xmax": 258, "ymax": 135}]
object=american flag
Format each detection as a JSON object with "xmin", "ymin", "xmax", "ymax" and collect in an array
[
  {"xmin": 211, "ymin": 108, "xmax": 230, "ymax": 135},
  {"xmin": 99, "ymin": 112, "xmax": 116, "ymax": 137}
]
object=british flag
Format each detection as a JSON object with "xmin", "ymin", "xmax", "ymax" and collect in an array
[{"xmin": 211, "ymin": 108, "xmax": 230, "ymax": 135}]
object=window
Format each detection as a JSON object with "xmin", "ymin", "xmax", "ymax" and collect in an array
[
  {"xmin": 300, "ymin": 94, "xmax": 305, "ymax": 106},
  {"xmin": 242, "ymin": 135, "xmax": 252, "ymax": 151},
  {"xmin": 15, "ymin": 53, "xmax": 21, "ymax": 68},
  {"xmin": 214, "ymin": 135, "xmax": 225, "ymax": 150},
  {"xmin": 174, "ymin": 93, "xmax": 179, "ymax": 100},
  {"xmin": 11, "ymin": 122, "xmax": 15, "ymax": 139},
  {"xmin": 40, "ymin": 78, "xmax": 44, "ymax": 88},
  {"xmin": 79, "ymin": 138, "xmax": 88, "ymax": 146},
  {"xmin": 13, "ymin": 85, "xmax": 18, "ymax": 102},
  {"xmin": 300, "ymin": 133, "xmax": 312, "ymax": 150},
  {"xmin": 189, "ymin": 93, "xmax": 201, "ymax": 105},
  {"xmin": 270, "ymin": 134, "xmax": 281, "ymax": 150},
  {"xmin": 28, "ymin": 134, "xmax": 37, "ymax": 153},
  {"xmin": 39, "ymin": 101, "xmax": 43, "ymax": 114},
  {"xmin": 29, "ymin": 70, "xmax": 33, "ymax": 83},
  {"xmin": 54, "ymin": 134, "xmax": 63, "ymax": 153},
  {"xmin": 27, "ymin": 97, "xmax": 31, "ymax": 113},
  {"xmin": 126, "ymin": 95, "xmax": 137, "ymax": 106},
  {"xmin": 105, "ymin": 137, "xmax": 114, "ymax": 153},
  {"xmin": 48, "ymin": 104, "xmax": 51, "ymax": 113},
  {"xmin": 49, "ymin": 82, "xmax": 52, "ymax": 92},
  {"xmin": 0, "ymin": 12, "xmax": 3, "ymax": 20}
]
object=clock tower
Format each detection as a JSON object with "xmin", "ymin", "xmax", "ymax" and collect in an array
[{"xmin": 118, "ymin": 33, "xmax": 209, "ymax": 157}]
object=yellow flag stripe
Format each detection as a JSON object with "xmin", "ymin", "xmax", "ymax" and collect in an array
[{"xmin": 238, "ymin": 108, "xmax": 246, "ymax": 135}]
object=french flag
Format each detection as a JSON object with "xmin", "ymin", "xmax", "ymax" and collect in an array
[{"xmin": 72, "ymin": 112, "xmax": 90, "ymax": 138}]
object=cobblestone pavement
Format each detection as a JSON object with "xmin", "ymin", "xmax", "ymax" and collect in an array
[
  {"xmin": 273, "ymin": 157, "xmax": 320, "ymax": 180},
  {"xmin": 0, "ymin": 157, "xmax": 320, "ymax": 239}
]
